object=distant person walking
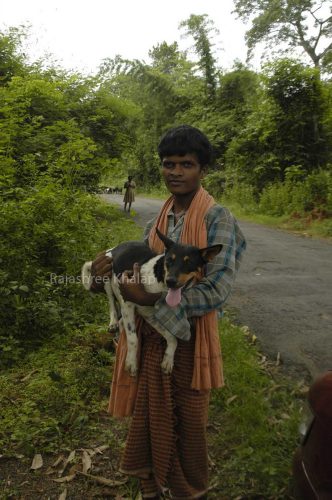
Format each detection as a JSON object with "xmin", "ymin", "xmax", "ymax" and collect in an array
[{"xmin": 123, "ymin": 176, "xmax": 136, "ymax": 212}]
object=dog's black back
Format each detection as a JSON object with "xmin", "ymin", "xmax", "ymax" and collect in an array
[{"xmin": 111, "ymin": 241, "xmax": 157, "ymax": 275}]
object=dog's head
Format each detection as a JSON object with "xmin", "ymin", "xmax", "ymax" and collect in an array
[{"xmin": 156, "ymin": 228, "xmax": 222, "ymax": 306}]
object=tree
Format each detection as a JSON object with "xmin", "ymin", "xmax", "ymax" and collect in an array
[
  {"xmin": 149, "ymin": 41, "xmax": 184, "ymax": 74},
  {"xmin": 0, "ymin": 27, "xmax": 28, "ymax": 85},
  {"xmin": 224, "ymin": 58, "xmax": 329, "ymax": 191},
  {"xmin": 233, "ymin": 0, "xmax": 332, "ymax": 73},
  {"xmin": 179, "ymin": 14, "xmax": 218, "ymax": 100}
]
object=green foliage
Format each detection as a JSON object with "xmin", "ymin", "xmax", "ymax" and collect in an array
[
  {"xmin": 0, "ymin": 27, "xmax": 28, "ymax": 85},
  {"xmin": 202, "ymin": 171, "xmax": 226, "ymax": 198},
  {"xmin": 0, "ymin": 179, "xmax": 142, "ymax": 366},
  {"xmin": 233, "ymin": 0, "xmax": 332, "ymax": 73},
  {"xmin": 259, "ymin": 169, "xmax": 332, "ymax": 215},
  {"xmin": 0, "ymin": 328, "xmax": 114, "ymax": 454},
  {"xmin": 223, "ymin": 180, "xmax": 259, "ymax": 213},
  {"xmin": 223, "ymin": 59, "xmax": 330, "ymax": 191},
  {"xmin": 179, "ymin": 14, "xmax": 218, "ymax": 100}
]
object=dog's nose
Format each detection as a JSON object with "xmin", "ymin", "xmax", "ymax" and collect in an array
[{"xmin": 166, "ymin": 277, "xmax": 178, "ymax": 288}]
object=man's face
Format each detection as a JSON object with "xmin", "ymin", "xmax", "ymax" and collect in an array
[{"xmin": 161, "ymin": 153, "xmax": 205, "ymax": 195}]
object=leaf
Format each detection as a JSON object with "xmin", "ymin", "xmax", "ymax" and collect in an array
[
  {"xmin": 75, "ymin": 470, "xmax": 127, "ymax": 486},
  {"xmin": 21, "ymin": 369, "xmax": 39, "ymax": 382},
  {"xmin": 208, "ymin": 453, "xmax": 216, "ymax": 468},
  {"xmin": 19, "ymin": 285, "xmax": 29, "ymax": 292},
  {"xmin": 94, "ymin": 444, "xmax": 109, "ymax": 454},
  {"xmin": 82, "ymin": 450, "xmax": 92, "ymax": 474},
  {"xmin": 69, "ymin": 464, "xmax": 82, "ymax": 476},
  {"xmin": 58, "ymin": 450, "xmax": 76, "ymax": 476},
  {"xmin": 53, "ymin": 474, "xmax": 76, "ymax": 483},
  {"xmin": 276, "ymin": 352, "xmax": 281, "ymax": 366},
  {"xmin": 52, "ymin": 454, "xmax": 65, "ymax": 468},
  {"xmin": 31, "ymin": 453, "xmax": 43, "ymax": 470},
  {"xmin": 226, "ymin": 395, "xmax": 238, "ymax": 405},
  {"xmin": 58, "ymin": 489, "xmax": 67, "ymax": 500}
]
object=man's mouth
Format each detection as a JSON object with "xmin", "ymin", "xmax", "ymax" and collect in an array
[{"xmin": 168, "ymin": 180, "xmax": 184, "ymax": 186}]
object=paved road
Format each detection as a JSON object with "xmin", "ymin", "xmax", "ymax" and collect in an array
[{"xmin": 102, "ymin": 194, "xmax": 332, "ymax": 380}]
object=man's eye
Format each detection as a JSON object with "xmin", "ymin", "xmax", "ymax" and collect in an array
[
  {"xmin": 183, "ymin": 162, "xmax": 193, "ymax": 168},
  {"xmin": 162, "ymin": 162, "xmax": 174, "ymax": 169}
]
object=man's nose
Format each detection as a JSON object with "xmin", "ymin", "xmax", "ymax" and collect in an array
[{"xmin": 172, "ymin": 163, "xmax": 184, "ymax": 174}]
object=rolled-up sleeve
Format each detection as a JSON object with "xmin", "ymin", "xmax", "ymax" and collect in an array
[{"xmin": 152, "ymin": 205, "xmax": 246, "ymax": 340}]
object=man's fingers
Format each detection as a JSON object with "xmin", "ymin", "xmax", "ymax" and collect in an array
[
  {"xmin": 133, "ymin": 262, "xmax": 140, "ymax": 280},
  {"xmin": 98, "ymin": 262, "xmax": 113, "ymax": 275},
  {"xmin": 94, "ymin": 253, "xmax": 112, "ymax": 266}
]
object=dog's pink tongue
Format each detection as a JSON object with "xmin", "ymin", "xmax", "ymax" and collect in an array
[{"xmin": 166, "ymin": 288, "xmax": 182, "ymax": 308}]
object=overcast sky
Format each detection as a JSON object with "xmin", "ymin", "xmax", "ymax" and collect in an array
[{"xmin": 1, "ymin": 0, "xmax": 258, "ymax": 74}]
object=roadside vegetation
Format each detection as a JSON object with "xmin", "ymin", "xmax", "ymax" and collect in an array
[
  {"xmin": 0, "ymin": 290, "xmax": 305, "ymax": 498},
  {"xmin": 0, "ymin": 2, "xmax": 330, "ymax": 496}
]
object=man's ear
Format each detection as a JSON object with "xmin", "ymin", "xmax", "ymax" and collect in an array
[
  {"xmin": 200, "ymin": 244, "xmax": 223, "ymax": 262},
  {"xmin": 199, "ymin": 166, "xmax": 207, "ymax": 180},
  {"xmin": 156, "ymin": 228, "xmax": 175, "ymax": 249}
]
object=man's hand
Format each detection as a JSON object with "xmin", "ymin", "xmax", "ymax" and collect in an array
[
  {"xmin": 90, "ymin": 251, "xmax": 113, "ymax": 293},
  {"xmin": 119, "ymin": 263, "xmax": 145, "ymax": 303},
  {"xmin": 119, "ymin": 263, "xmax": 162, "ymax": 306}
]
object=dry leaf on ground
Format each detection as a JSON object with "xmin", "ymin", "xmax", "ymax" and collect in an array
[
  {"xmin": 82, "ymin": 450, "xmax": 92, "ymax": 473},
  {"xmin": 58, "ymin": 488, "xmax": 67, "ymax": 500},
  {"xmin": 58, "ymin": 450, "xmax": 76, "ymax": 476},
  {"xmin": 75, "ymin": 470, "xmax": 127, "ymax": 487},
  {"xmin": 226, "ymin": 395, "xmax": 238, "ymax": 405},
  {"xmin": 53, "ymin": 474, "xmax": 76, "ymax": 483},
  {"xmin": 31, "ymin": 454, "xmax": 43, "ymax": 470}
]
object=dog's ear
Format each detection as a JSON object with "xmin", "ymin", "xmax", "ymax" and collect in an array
[
  {"xmin": 156, "ymin": 228, "xmax": 175, "ymax": 250},
  {"xmin": 199, "ymin": 244, "xmax": 223, "ymax": 263}
]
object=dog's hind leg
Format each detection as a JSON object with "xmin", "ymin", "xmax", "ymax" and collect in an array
[
  {"xmin": 105, "ymin": 280, "xmax": 119, "ymax": 333},
  {"xmin": 121, "ymin": 302, "xmax": 138, "ymax": 376},
  {"xmin": 155, "ymin": 325, "xmax": 177, "ymax": 374},
  {"xmin": 138, "ymin": 310, "xmax": 177, "ymax": 374}
]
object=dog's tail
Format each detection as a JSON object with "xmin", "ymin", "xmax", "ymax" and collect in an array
[{"xmin": 81, "ymin": 261, "xmax": 93, "ymax": 291}]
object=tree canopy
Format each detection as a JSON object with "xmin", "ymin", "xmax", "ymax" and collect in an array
[{"xmin": 233, "ymin": 0, "xmax": 332, "ymax": 72}]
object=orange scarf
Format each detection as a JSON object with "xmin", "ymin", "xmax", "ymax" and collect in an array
[{"xmin": 108, "ymin": 186, "xmax": 224, "ymax": 417}]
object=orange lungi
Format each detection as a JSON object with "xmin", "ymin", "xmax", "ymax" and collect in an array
[{"xmin": 119, "ymin": 323, "xmax": 210, "ymax": 499}]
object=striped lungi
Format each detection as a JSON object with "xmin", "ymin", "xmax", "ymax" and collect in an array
[{"xmin": 120, "ymin": 322, "xmax": 210, "ymax": 499}]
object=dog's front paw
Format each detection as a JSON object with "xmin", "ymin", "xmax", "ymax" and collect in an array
[
  {"xmin": 108, "ymin": 322, "xmax": 119, "ymax": 334},
  {"xmin": 161, "ymin": 354, "xmax": 174, "ymax": 374},
  {"xmin": 125, "ymin": 356, "xmax": 138, "ymax": 377}
]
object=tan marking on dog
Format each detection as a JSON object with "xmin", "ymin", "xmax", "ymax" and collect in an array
[
  {"xmin": 171, "ymin": 253, "xmax": 176, "ymax": 260},
  {"xmin": 178, "ymin": 271, "xmax": 200, "ymax": 286},
  {"xmin": 183, "ymin": 255, "xmax": 190, "ymax": 262}
]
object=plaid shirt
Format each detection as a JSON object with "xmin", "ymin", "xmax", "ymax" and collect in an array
[{"xmin": 143, "ymin": 204, "xmax": 246, "ymax": 341}]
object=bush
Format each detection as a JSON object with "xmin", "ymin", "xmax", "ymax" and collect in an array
[
  {"xmin": 223, "ymin": 181, "xmax": 258, "ymax": 212},
  {"xmin": 203, "ymin": 171, "xmax": 226, "ymax": 198},
  {"xmin": 259, "ymin": 169, "xmax": 332, "ymax": 216},
  {"xmin": 0, "ymin": 178, "xmax": 142, "ymax": 366}
]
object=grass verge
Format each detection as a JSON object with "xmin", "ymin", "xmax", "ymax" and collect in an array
[
  {"xmin": 218, "ymin": 200, "xmax": 332, "ymax": 240},
  {"xmin": 137, "ymin": 189, "xmax": 332, "ymax": 240}
]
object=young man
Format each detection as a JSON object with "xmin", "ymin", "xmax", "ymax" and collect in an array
[{"xmin": 90, "ymin": 125, "xmax": 246, "ymax": 499}]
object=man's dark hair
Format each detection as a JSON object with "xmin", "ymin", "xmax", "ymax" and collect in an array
[{"xmin": 157, "ymin": 125, "xmax": 214, "ymax": 167}]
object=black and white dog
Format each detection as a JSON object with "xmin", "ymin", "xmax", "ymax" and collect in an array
[{"xmin": 82, "ymin": 229, "xmax": 222, "ymax": 376}]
